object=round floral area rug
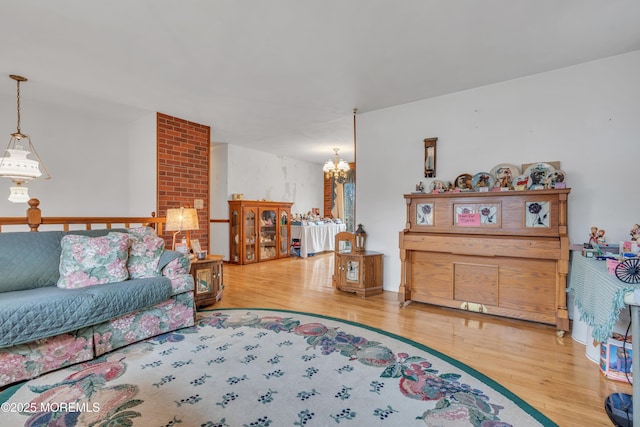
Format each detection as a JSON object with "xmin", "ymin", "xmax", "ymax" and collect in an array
[{"xmin": 0, "ymin": 309, "xmax": 557, "ymax": 426}]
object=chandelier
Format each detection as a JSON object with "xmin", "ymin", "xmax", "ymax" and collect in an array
[
  {"xmin": 322, "ymin": 148, "xmax": 350, "ymax": 183},
  {"xmin": 0, "ymin": 75, "xmax": 50, "ymax": 203}
]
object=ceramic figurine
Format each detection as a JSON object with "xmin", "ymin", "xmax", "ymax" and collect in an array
[
  {"xmin": 416, "ymin": 181, "xmax": 425, "ymax": 192},
  {"xmin": 630, "ymin": 224, "xmax": 640, "ymax": 241},
  {"xmin": 589, "ymin": 226, "xmax": 598, "ymax": 245},
  {"xmin": 597, "ymin": 229, "xmax": 606, "ymax": 244}
]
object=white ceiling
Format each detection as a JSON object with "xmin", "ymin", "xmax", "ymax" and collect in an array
[{"xmin": 1, "ymin": 0, "xmax": 639, "ymax": 164}]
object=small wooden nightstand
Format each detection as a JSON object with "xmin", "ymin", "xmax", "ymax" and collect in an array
[
  {"xmin": 190, "ymin": 255, "xmax": 224, "ymax": 308},
  {"xmin": 332, "ymin": 231, "xmax": 383, "ymax": 297}
]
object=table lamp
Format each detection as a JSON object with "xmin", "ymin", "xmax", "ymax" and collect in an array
[{"xmin": 166, "ymin": 207, "xmax": 199, "ymax": 252}]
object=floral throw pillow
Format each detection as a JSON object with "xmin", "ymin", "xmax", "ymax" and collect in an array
[
  {"xmin": 127, "ymin": 226, "xmax": 165, "ymax": 279},
  {"xmin": 57, "ymin": 232, "xmax": 130, "ymax": 289}
]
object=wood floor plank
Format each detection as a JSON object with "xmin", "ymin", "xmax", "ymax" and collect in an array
[{"xmin": 208, "ymin": 253, "xmax": 629, "ymax": 426}]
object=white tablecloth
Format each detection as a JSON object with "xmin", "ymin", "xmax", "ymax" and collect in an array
[{"xmin": 291, "ymin": 223, "xmax": 347, "ymax": 258}]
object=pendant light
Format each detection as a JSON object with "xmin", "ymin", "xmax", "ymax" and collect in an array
[
  {"xmin": 322, "ymin": 148, "xmax": 350, "ymax": 183},
  {"xmin": 0, "ymin": 75, "xmax": 51, "ymax": 203}
]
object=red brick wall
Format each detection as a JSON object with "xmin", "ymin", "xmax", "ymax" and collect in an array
[
  {"xmin": 323, "ymin": 176, "xmax": 333, "ymax": 218},
  {"xmin": 157, "ymin": 113, "xmax": 210, "ymax": 251}
]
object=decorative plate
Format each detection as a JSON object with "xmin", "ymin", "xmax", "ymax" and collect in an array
[
  {"xmin": 490, "ymin": 163, "xmax": 520, "ymax": 189},
  {"xmin": 471, "ymin": 172, "xmax": 495, "ymax": 191},
  {"xmin": 524, "ymin": 162, "xmax": 555, "ymax": 190},
  {"xmin": 544, "ymin": 169, "xmax": 567, "ymax": 188},
  {"xmin": 429, "ymin": 180, "xmax": 447, "ymax": 193},
  {"xmin": 513, "ymin": 174, "xmax": 530, "ymax": 190},
  {"xmin": 454, "ymin": 174, "xmax": 473, "ymax": 191}
]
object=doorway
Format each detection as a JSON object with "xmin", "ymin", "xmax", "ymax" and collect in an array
[{"xmin": 330, "ymin": 170, "xmax": 355, "ymax": 232}]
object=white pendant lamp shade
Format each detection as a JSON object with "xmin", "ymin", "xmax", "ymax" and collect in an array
[
  {"xmin": 8, "ymin": 185, "xmax": 30, "ymax": 203},
  {"xmin": 0, "ymin": 146, "xmax": 42, "ymax": 181},
  {"xmin": 0, "ymin": 75, "xmax": 50, "ymax": 203}
]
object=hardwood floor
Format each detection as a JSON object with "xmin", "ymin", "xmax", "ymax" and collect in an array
[{"xmin": 207, "ymin": 253, "xmax": 629, "ymax": 427}]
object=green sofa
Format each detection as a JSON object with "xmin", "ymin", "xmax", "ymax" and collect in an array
[{"xmin": 0, "ymin": 228, "xmax": 195, "ymax": 387}]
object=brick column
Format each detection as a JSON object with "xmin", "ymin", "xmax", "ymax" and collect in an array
[{"xmin": 157, "ymin": 113, "xmax": 210, "ymax": 251}]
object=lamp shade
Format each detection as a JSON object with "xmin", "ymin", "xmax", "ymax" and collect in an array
[
  {"xmin": 0, "ymin": 146, "xmax": 42, "ymax": 181},
  {"xmin": 165, "ymin": 208, "xmax": 199, "ymax": 231},
  {"xmin": 8, "ymin": 185, "xmax": 30, "ymax": 203}
]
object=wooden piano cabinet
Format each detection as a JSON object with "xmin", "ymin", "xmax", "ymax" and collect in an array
[{"xmin": 399, "ymin": 189, "xmax": 570, "ymax": 334}]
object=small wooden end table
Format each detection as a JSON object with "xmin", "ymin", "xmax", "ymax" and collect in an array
[{"xmin": 190, "ymin": 255, "xmax": 224, "ymax": 308}]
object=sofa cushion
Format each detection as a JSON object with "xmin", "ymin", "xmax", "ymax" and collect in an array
[
  {"xmin": 158, "ymin": 250, "xmax": 184, "ymax": 271},
  {"xmin": 57, "ymin": 232, "xmax": 130, "ymax": 289},
  {"xmin": 0, "ymin": 277, "xmax": 172, "ymax": 348},
  {"xmin": 0, "ymin": 231, "xmax": 64, "ymax": 292},
  {"xmin": 127, "ymin": 227, "xmax": 165, "ymax": 279}
]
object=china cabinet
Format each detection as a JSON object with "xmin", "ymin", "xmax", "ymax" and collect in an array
[
  {"xmin": 229, "ymin": 200, "xmax": 293, "ymax": 264},
  {"xmin": 333, "ymin": 231, "xmax": 383, "ymax": 297},
  {"xmin": 190, "ymin": 255, "xmax": 223, "ymax": 308},
  {"xmin": 399, "ymin": 188, "xmax": 570, "ymax": 333}
]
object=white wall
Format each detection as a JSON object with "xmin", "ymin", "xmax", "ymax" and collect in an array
[
  {"xmin": 128, "ymin": 112, "xmax": 157, "ymax": 216},
  {"xmin": 357, "ymin": 51, "xmax": 640, "ymax": 292},
  {"xmin": 211, "ymin": 143, "xmax": 324, "ymax": 260},
  {"xmin": 210, "ymin": 143, "xmax": 229, "ymax": 257},
  {"xmin": 227, "ymin": 144, "xmax": 323, "ymax": 215},
  {"xmin": 0, "ymin": 98, "xmax": 135, "ymax": 217}
]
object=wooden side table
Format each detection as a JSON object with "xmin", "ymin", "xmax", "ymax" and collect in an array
[
  {"xmin": 332, "ymin": 231, "xmax": 383, "ymax": 297},
  {"xmin": 333, "ymin": 250, "xmax": 383, "ymax": 297},
  {"xmin": 190, "ymin": 255, "xmax": 224, "ymax": 308}
]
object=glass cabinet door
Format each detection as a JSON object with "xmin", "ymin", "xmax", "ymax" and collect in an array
[
  {"xmin": 345, "ymin": 259, "xmax": 360, "ymax": 283},
  {"xmin": 259, "ymin": 209, "xmax": 277, "ymax": 261},
  {"xmin": 279, "ymin": 209, "xmax": 289, "ymax": 257},
  {"xmin": 244, "ymin": 208, "xmax": 257, "ymax": 263},
  {"xmin": 230, "ymin": 209, "xmax": 239, "ymax": 263}
]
